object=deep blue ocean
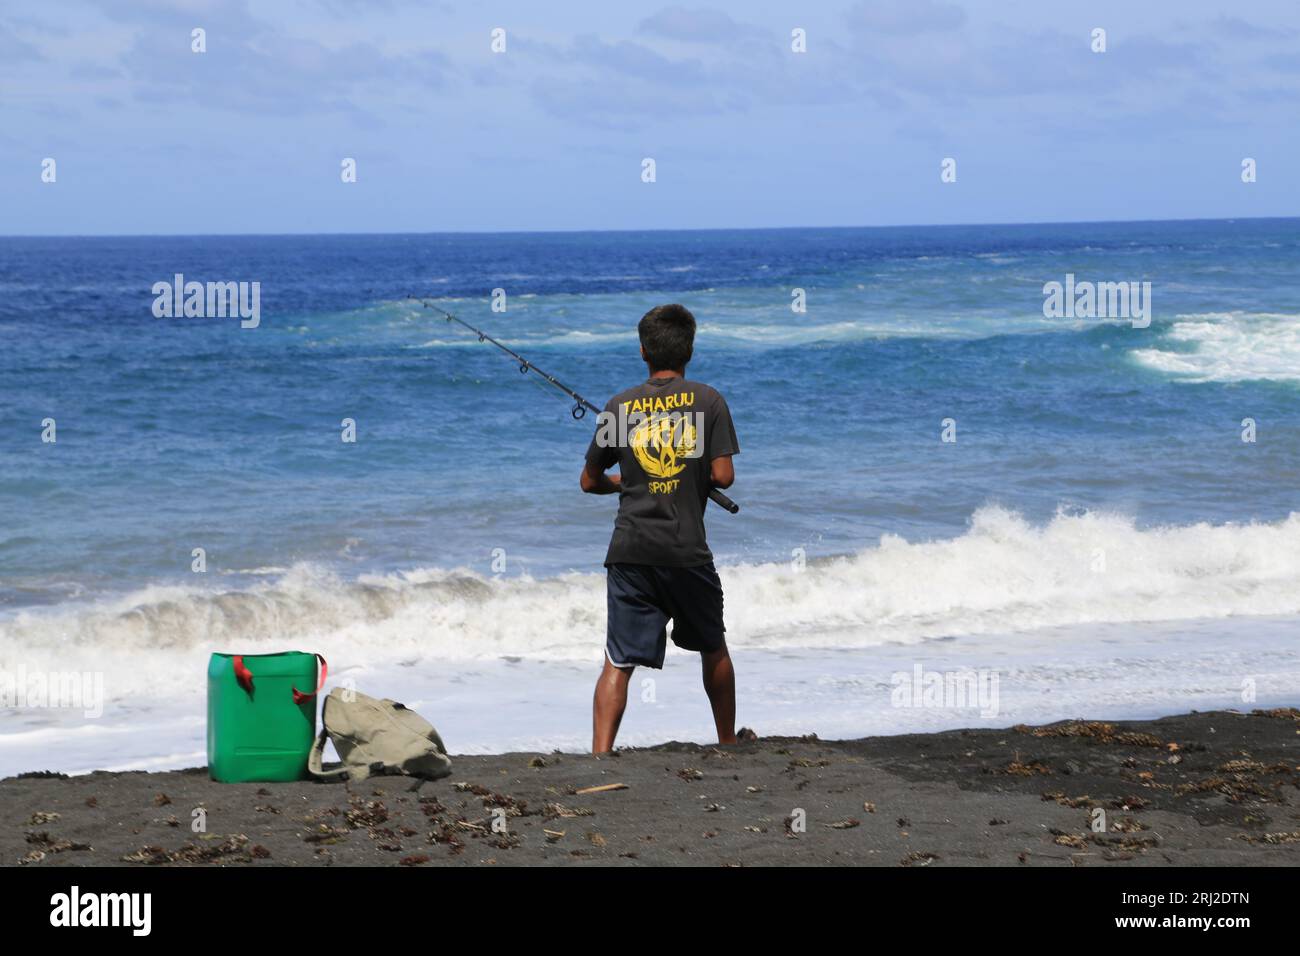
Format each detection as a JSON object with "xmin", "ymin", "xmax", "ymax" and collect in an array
[
  {"xmin": 4, "ymin": 220, "xmax": 1300, "ymax": 769},
  {"xmin": 4, "ymin": 220, "xmax": 1299, "ymax": 604}
]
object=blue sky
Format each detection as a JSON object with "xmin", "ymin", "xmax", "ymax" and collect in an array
[{"xmin": 2, "ymin": 0, "xmax": 1297, "ymax": 234}]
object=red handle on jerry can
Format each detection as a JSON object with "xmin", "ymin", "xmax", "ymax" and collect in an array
[
  {"xmin": 292, "ymin": 654, "xmax": 328, "ymax": 705},
  {"xmin": 232, "ymin": 655, "xmax": 255, "ymax": 693}
]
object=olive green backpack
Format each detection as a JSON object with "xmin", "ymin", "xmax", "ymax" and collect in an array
[{"xmin": 307, "ymin": 687, "xmax": 453, "ymax": 782}]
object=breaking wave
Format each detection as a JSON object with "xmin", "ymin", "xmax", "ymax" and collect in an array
[
  {"xmin": 3, "ymin": 506, "xmax": 1300, "ymax": 699},
  {"xmin": 1131, "ymin": 311, "xmax": 1300, "ymax": 383}
]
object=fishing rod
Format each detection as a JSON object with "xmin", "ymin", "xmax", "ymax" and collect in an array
[{"xmin": 408, "ymin": 296, "xmax": 739, "ymax": 515}]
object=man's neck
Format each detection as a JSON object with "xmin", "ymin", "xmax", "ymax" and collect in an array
[{"xmin": 648, "ymin": 368, "xmax": 684, "ymax": 381}]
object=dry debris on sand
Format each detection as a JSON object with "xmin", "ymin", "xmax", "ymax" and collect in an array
[{"xmin": 2, "ymin": 709, "xmax": 1298, "ymax": 866}]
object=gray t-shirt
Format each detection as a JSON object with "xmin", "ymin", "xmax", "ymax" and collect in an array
[{"xmin": 585, "ymin": 376, "xmax": 739, "ymax": 567}]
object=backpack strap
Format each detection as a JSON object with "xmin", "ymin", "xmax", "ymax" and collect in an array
[{"xmin": 306, "ymin": 726, "xmax": 351, "ymax": 782}]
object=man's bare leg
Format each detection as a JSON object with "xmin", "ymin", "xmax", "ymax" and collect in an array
[
  {"xmin": 701, "ymin": 643, "xmax": 737, "ymax": 745},
  {"xmin": 592, "ymin": 657, "xmax": 633, "ymax": 753}
]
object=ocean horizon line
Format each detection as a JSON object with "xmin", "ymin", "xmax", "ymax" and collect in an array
[{"xmin": 3, "ymin": 213, "xmax": 1299, "ymax": 242}]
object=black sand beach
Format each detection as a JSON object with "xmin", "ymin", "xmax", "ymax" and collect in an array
[{"xmin": 4, "ymin": 710, "xmax": 1298, "ymax": 867}]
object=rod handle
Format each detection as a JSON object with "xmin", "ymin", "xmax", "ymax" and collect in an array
[{"xmin": 708, "ymin": 488, "xmax": 740, "ymax": 514}]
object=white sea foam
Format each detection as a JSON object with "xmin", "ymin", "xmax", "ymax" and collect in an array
[
  {"xmin": 395, "ymin": 295, "xmax": 1014, "ymax": 350},
  {"xmin": 1131, "ymin": 311, "xmax": 1300, "ymax": 383},
  {"xmin": 3, "ymin": 507, "xmax": 1299, "ymax": 702},
  {"xmin": 411, "ymin": 319, "xmax": 940, "ymax": 351}
]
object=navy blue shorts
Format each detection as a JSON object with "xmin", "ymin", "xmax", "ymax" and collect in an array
[{"xmin": 605, "ymin": 562, "xmax": 726, "ymax": 669}]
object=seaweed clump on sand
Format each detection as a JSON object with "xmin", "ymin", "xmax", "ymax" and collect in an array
[
  {"xmin": 1241, "ymin": 831, "xmax": 1300, "ymax": 845},
  {"xmin": 1174, "ymin": 759, "xmax": 1293, "ymax": 804},
  {"xmin": 997, "ymin": 757, "xmax": 1053, "ymax": 777},
  {"xmin": 1013, "ymin": 721, "xmax": 1164, "ymax": 748},
  {"xmin": 19, "ymin": 831, "xmax": 93, "ymax": 865},
  {"xmin": 120, "ymin": 834, "xmax": 269, "ymax": 864}
]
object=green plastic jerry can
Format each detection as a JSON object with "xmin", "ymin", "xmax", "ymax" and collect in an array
[{"xmin": 207, "ymin": 651, "xmax": 325, "ymax": 782}]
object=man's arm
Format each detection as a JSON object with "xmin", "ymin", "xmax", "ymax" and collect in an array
[
  {"xmin": 580, "ymin": 461, "xmax": 622, "ymax": 495},
  {"xmin": 710, "ymin": 455, "xmax": 734, "ymax": 490}
]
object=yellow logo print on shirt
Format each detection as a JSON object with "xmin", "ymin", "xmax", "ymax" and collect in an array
[{"xmin": 630, "ymin": 414, "xmax": 697, "ymax": 493}]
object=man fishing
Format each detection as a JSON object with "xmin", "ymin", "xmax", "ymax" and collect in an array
[{"xmin": 581, "ymin": 304, "xmax": 745, "ymax": 753}]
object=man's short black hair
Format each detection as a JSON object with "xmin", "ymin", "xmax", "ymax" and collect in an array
[{"xmin": 638, "ymin": 304, "xmax": 695, "ymax": 372}]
